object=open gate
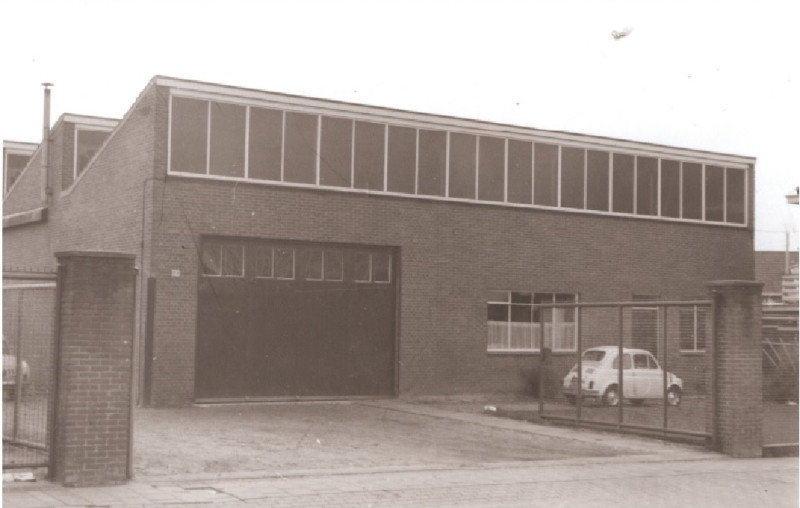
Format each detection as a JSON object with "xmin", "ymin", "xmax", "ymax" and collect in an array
[{"xmin": 3, "ymin": 272, "xmax": 57, "ymax": 471}]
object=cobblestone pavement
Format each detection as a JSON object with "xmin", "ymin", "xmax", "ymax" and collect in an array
[{"xmin": 3, "ymin": 400, "xmax": 798, "ymax": 507}]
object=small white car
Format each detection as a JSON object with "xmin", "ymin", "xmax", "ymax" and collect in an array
[{"xmin": 562, "ymin": 346, "xmax": 682, "ymax": 406}]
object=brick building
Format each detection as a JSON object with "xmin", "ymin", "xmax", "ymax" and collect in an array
[{"xmin": 3, "ymin": 76, "xmax": 756, "ymax": 406}]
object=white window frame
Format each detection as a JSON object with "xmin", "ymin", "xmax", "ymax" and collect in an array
[
  {"xmin": 487, "ymin": 291, "xmax": 577, "ymax": 353},
  {"xmin": 679, "ymin": 305, "xmax": 707, "ymax": 353}
]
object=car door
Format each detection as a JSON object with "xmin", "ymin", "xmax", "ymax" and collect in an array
[
  {"xmin": 632, "ymin": 352, "xmax": 661, "ymax": 398},
  {"xmin": 613, "ymin": 353, "xmax": 634, "ymax": 398}
]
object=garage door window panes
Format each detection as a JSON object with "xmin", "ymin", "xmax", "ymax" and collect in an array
[
  {"xmin": 305, "ymin": 249, "xmax": 324, "ymax": 280},
  {"xmin": 254, "ymin": 246, "xmax": 274, "ymax": 278},
  {"xmin": 324, "ymin": 250, "xmax": 344, "ymax": 281},
  {"xmin": 487, "ymin": 291, "xmax": 577, "ymax": 352},
  {"xmin": 373, "ymin": 253, "xmax": 391, "ymax": 283},
  {"xmin": 201, "ymin": 241, "xmax": 244, "ymax": 277},
  {"xmin": 354, "ymin": 251, "xmax": 372, "ymax": 282},
  {"xmin": 275, "ymin": 248, "xmax": 295, "ymax": 279}
]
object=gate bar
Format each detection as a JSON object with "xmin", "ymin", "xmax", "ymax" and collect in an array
[
  {"xmin": 662, "ymin": 305, "xmax": 669, "ymax": 434},
  {"xmin": 617, "ymin": 306, "xmax": 623, "ymax": 429}
]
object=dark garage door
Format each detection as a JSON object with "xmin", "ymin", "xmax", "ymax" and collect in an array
[{"xmin": 195, "ymin": 239, "xmax": 397, "ymax": 400}]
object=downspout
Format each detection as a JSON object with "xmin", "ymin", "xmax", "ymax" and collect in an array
[{"xmin": 41, "ymin": 83, "xmax": 53, "ymax": 208}]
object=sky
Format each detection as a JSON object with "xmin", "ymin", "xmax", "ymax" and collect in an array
[{"xmin": 1, "ymin": 0, "xmax": 798, "ymax": 251}]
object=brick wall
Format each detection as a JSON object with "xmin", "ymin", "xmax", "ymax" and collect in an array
[
  {"xmin": 706, "ymin": 281, "xmax": 763, "ymax": 457},
  {"xmin": 146, "ymin": 172, "xmax": 754, "ymax": 405},
  {"xmin": 51, "ymin": 252, "xmax": 136, "ymax": 486}
]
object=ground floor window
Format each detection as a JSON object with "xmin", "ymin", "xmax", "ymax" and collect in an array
[
  {"xmin": 679, "ymin": 305, "xmax": 708, "ymax": 352},
  {"xmin": 487, "ymin": 291, "xmax": 577, "ymax": 352}
]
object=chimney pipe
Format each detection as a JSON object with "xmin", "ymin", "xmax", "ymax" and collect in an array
[{"xmin": 41, "ymin": 82, "xmax": 53, "ymax": 206}]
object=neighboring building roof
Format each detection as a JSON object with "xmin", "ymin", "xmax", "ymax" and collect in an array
[{"xmin": 756, "ymin": 251, "xmax": 799, "ymax": 294}]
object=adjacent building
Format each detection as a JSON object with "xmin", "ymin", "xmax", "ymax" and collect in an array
[{"xmin": 3, "ymin": 77, "xmax": 756, "ymax": 406}]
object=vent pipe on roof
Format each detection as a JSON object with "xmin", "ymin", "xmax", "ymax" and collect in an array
[{"xmin": 41, "ymin": 83, "xmax": 53, "ymax": 206}]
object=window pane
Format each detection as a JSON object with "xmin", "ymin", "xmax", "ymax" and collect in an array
[
  {"xmin": 254, "ymin": 246, "xmax": 273, "ymax": 278},
  {"xmin": 417, "ymin": 129, "xmax": 446, "ymax": 196},
  {"xmin": 696, "ymin": 308, "xmax": 709, "ymax": 350},
  {"xmin": 221, "ymin": 244, "xmax": 244, "ymax": 276},
  {"xmin": 248, "ymin": 107, "xmax": 282, "ymax": 181},
  {"xmin": 373, "ymin": 252, "xmax": 391, "ymax": 283},
  {"xmin": 682, "ymin": 162, "xmax": 702, "ymax": 220},
  {"xmin": 387, "ymin": 125, "xmax": 416, "ymax": 193},
  {"xmin": 534, "ymin": 143, "xmax": 558, "ymax": 206},
  {"xmin": 319, "ymin": 116, "xmax": 352, "ymax": 188},
  {"xmin": 478, "ymin": 136, "xmax": 505, "ymax": 202},
  {"xmin": 5, "ymin": 153, "xmax": 30, "ymax": 191},
  {"xmin": 705, "ymin": 165, "xmax": 724, "ymax": 222},
  {"xmin": 661, "ymin": 159, "xmax": 680, "ymax": 218},
  {"xmin": 637, "ymin": 156, "xmax": 658, "ymax": 216},
  {"xmin": 612, "ymin": 153, "xmax": 634, "ymax": 214},
  {"xmin": 201, "ymin": 242, "xmax": 221, "ymax": 276},
  {"xmin": 353, "ymin": 121, "xmax": 385, "ymax": 191},
  {"xmin": 324, "ymin": 250, "xmax": 343, "ymax": 281},
  {"xmin": 507, "ymin": 139, "xmax": 532, "ymax": 204},
  {"xmin": 171, "ymin": 97, "xmax": 207, "ymax": 174},
  {"xmin": 210, "ymin": 102, "xmax": 246, "ymax": 178},
  {"xmin": 726, "ymin": 168, "xmax": 745, "ymax": 224},
  {"xmin": 679, "ymin": 309, "xmax": 695, "ymax": 350},
  {"xmin": 586, "ymin": 150, "xmax": 609, "ymax": 211},
  {"xmin": 353, "ymin": 251, "xmax": 371, "ymax": 282},
  {"xmin": 284, "ymin": 112, "xmax": 317, "ymax": 184},
  {"xmin": 275, "ymin": 248, "xmax": 295, "ymax": 279},
  {"xmin": 305, "ymin": 249, "xmax": 323, "ymax": 280},
  {"xmin": 511, "ymin": 291, "xmax": 532, "ymax": 304},
  {"xmin": 488, "ymin": 304, "xmax": 509, "ymax": 322},
  {"xmin": 561, "ymin": 147, "xmax": 584, "ymax": 209},
  {"xmin": 448, "ymin": 132, "xmax": 476, "ymax": 199},
  {"xmin": 76, "ymin": 129, "xmax": 110, "ymax": 177}
]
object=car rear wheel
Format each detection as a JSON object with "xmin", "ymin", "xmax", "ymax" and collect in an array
[
  {"xmin": 667, "ymin": 386, "xmax": 682, "ymax": 406},
  {"xmin": 603, "ymin": 386, "xmax": 620, "ymax": 406}
]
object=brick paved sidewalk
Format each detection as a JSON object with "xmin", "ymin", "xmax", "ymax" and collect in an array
[{"xmin": 4, "ymin": 455, "xmax": 797, "ymax": 508}]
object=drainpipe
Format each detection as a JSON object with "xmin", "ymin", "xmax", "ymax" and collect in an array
[{"xmin": 41, "ymin": 83, "xmax": 53, "ymax": 207}]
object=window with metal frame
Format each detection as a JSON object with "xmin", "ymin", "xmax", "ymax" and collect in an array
[
  {"xmin": 168, "ymin": 95, "xmax": 749, "ymax": 227},
  {"xmin": 679, "ymin": 305, "xmax": 708, "ymax": 352},
  {"xmin": 487, "ymin": 291, "xmax": 577, "ymax": 352}
]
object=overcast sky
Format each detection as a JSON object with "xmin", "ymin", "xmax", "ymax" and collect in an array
[{"xmin": 2, "ymin": 0, "xmax": 797, "ymax": 251}]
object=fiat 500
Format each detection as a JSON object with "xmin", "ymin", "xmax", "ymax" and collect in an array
[{"xmin": 562, "ymin": 346, "xmax": 682, "ymax": 406}]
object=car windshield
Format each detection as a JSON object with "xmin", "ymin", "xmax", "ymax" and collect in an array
[{"xmin": 581, "ymin": 350, "xmax": 605, "ymax": 362}]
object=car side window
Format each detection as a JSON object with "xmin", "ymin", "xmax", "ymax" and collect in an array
[
  {"xmin": 647, "ymin": 355, "xmax": 660, "ymax": 369},
  {"xmin": 633, "ymin": 354, "xmax": 649, "ymax": 369},
  {"xmin": 612, "ymin": 354, "xmax": 632, "ymax": 370}
]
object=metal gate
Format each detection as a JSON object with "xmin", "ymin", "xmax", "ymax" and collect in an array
[
  {"xmin": 3, "ymin": 273, "xmax": 57, "ymax": 470},
  {"xmin": 533, "ymin": 299, "xmax": 714, "ymax": 444}
]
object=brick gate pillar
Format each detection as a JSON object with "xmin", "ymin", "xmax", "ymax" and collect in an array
[
  {"xmin": 51, "ymin": 252, "xmax": 136, "ymax": 486},
  {"xmin": 706, "ymin": 280, "xmax": 764, "ymax": 458}
]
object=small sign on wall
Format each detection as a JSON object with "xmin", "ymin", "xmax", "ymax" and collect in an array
[{"xmin": 171, "ymin": 269, "xmax": 181, "ymax": 278}]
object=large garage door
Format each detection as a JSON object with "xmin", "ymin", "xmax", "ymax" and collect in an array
[{"xmin": 195, "ymin": 238, "xmax": 397, "ymax": 400}]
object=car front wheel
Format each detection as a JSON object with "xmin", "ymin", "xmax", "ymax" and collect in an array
[{"xmin": 603, "ymin": 386, "xmax": 620, "ymax": 406}]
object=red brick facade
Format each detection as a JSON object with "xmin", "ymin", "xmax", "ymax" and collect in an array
[
  {"xmin": 3, "ymin": 78, "xmax": 757, "ymax": 407},
  {"xmin": 51, "ymin": 252, "xmax": 136, "ymax": 486}
]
